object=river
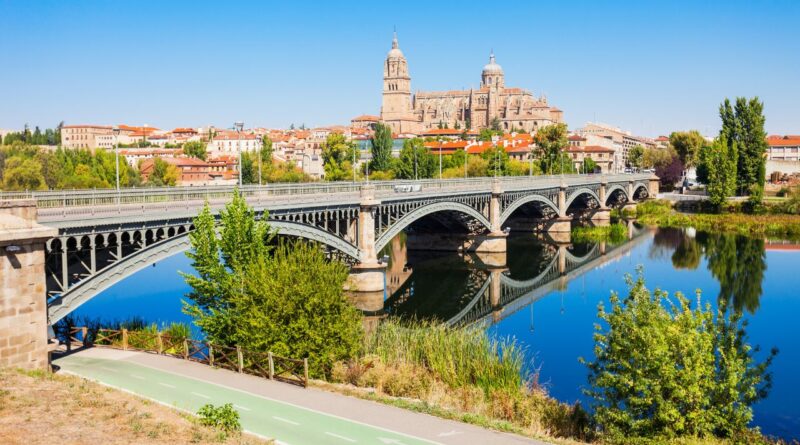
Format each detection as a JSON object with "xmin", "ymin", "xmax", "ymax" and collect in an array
[{"xmin": 72, "ymin": 226, "xmax": 800, "ymax": 440}]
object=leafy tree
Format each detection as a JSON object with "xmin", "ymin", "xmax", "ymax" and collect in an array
[
  {"xmin": 241, "ymin": 153, "xmax": 256, "ymax": 184},
  {"xmin": 260, "ymin": 136, "xmax": 273, "ymax": 164},
  {"xmin": 393, "ymin": 138, "xmax": 435, "ymax": 179},
  {"xmin": 183, "ymin": 140, "xmax": 208, "ymax": 160},
  {"xmin": 490, "ymin": 117, "xmax": 502, "ymax": 132},
  {"xmin": 478, "ymin": 128, "xmax": 499, "ymax": 142},
  {"xmin": 701, "ymin": 136, "xmax": 738, "ymax": 207},
  {"xmin": 369, "ymin": 123, "xmax": 393, "ymax": 172},
  {"xmin": 627, "ymin": 145, "xmax": 644, "ymax": 169},
  {"xmin": 655, "ymin": 153, "xmax": 684, "ymax": 191},
  {"xmin": 720, "ymin": 97, "xmax": 767, "ymax": 195},
  {"xmin": 465, "ymin": 117, "xmax": 471, "ymax": 130},
  {"xmin": 643, "ymin": 147, "xmax": 674, "ymax": 170},
  {"xmin": 533, "ymin": 123, "xmax": 568, "ymax": 174},
  {"xmin": 2, "ymin": 156, "xmax": 46, "ymax": 190},
  {"xmin": 321, "ymin": 133, "xmax": 358, "ymax": 181},
  {"xmin": 182, "ymin": 193, "xmax": 363, "ymax": 377},
  {"xmin": 149, "ymin": 158, "xmax": 179, "ymax": 186},
  {"xmin": 669, "ymin": 130, "xmax": 706, "ymax": 168},
  {"xmin": 482, "ymin": 146, "xmax": 509, "ymax": 176},
  {"xmin": 582, "ymin": 157, "xmax": 598, "ymax": 174},
  {"xmin": 582, "ymin": 271, "xmax": 776, "ymax": 441}
]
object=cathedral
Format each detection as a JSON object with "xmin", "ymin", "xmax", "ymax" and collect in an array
[{"xmin": 380, "ymin": 33, "xmax": 564, "ymax": 134}]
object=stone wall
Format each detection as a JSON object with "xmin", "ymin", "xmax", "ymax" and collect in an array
[{"xmin": 0, "ymin": 200, "xmax": 57, "ymax": 370}]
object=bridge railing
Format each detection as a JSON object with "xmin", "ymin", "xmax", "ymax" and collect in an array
[
  {"xmin": 1, "ymin": 173, "xmax": 651, "ymax": 210},
  {"xmin": 62, "ymin": 327, "xmax": 309, "ymax": 387}
]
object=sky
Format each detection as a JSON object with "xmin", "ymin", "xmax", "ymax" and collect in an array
[{"xmin": 1, "ymin": 0, "xmax": 798, "ymax": 137}]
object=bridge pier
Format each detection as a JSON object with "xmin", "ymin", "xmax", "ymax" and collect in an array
[
  {"xmin": 0, "ymin": 200, "xmax": 58, "ymax": 371},
  {"xmin": 544, "ymin": 184, "xmax": 572, "ymax": 243},
  {"xmin": 344, "ymin": 185, "xmax": 386, "ymax": 295}
]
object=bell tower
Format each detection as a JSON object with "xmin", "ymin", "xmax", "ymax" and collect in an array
[{"xmin": 380, "ymin": 32, "xmax": 416, "ymax": 133}]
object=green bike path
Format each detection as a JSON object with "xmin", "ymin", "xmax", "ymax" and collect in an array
[{"xmin": 56, "ymin": 353, "xmax": 436, "ymax": 445}]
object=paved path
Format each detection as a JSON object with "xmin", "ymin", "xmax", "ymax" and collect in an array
[{"xmin": 54, "ymin": 348, "xmax": 550, "ymax": 445}]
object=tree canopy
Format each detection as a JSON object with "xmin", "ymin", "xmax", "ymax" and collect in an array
[
  {"xmin": 321, "ymin": 133, "xmax": 358, "ymax": 181},
  {"xmin": 369, "ymin": 123, "xmax": 393, "ymax": 172},
  {"xmin": 720, "ymin": 97, "xmax": 767, "ymax": 195},
  {"xmin": 533, "ymin": 123, "xmax": 568, "ymax": 174},
  {"xmin": 669, "ymin": 130, "xmax": 706, "ymax": 168},
  {"xmin": 183, "ymin": 140, "xmax": 208, "ymax": 160}
]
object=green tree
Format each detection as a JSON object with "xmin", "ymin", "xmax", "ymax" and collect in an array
[
  {"xmin": 582, "ymin": 157, "xmax": 598, "ymax": 174},
  {"xmin": 490, "ymin": 117, "xmax": 502, "ymax": 132},
  {"xmin": 182, "ymin": 193, "xmax": 363, "ymax": 377},
  {"xmin": 369, "ymin": 122, "xmax": 393, "ymax": 172},
  {"xmin": 482, "ymin": 146, "xmax": 509, "ymax": 176},
  {"xmin": 701, "ymin": 136, "xmax": 738, "ymax": 207},
  {"xmin": 582, "ymin": 271, "xmax": 775, "ymax": 441},
  {"xmin": 627, "ymin": 145, "xmax": 644, "ymax": 169},
  {"xmin": 261, "ymin": 136, "xmax": 273, "ymax": 164},
  {"xmin": 241, "ymin": 153, "xmax": 256, "ymax": 184},
  {"xmin": 669, "ymin": 130, "xmax": 706, "ymax": 169},
  {"xmin": 2, "ymin": 156, "xmax": 47, "ymax": 190},
  {"xmin": 393, "ymin": 138, "xmax": 435, "ymax": 179},
  {"xmin": 720, "ymin": 97, "xmax": 768, "ymax": 195},
  {"xmin": 533, "ymin": 123, "xmax": 568, "ymax": 174},
  {"xmin": 149, "ymin": 158, "xmax": 179, "ymax": 186},
  {"xmin": 183, "ymin": 140, "xmax": 208, "ymax": 160},
  {"xmin": 321, "ymin": 133, "xmax": 358, "ymax": 181}
]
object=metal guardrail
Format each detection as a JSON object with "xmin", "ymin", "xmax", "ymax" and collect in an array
[{"xmin": 1, "ymin": 174, "xmax": 652, "ymax": 210}]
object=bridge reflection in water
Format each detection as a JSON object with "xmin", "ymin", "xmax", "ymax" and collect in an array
[{"xmin": 375, "ymin": 222, "xmax": 648, "ymax": 328}]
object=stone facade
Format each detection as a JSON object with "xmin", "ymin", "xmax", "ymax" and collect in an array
[
  {"xmin": 0, "ymin": 200, "xmax": 58, "ymax": 370},
  {"xmin": 380, "ymin": 33, "xmax": 563, "ymax": 134}
]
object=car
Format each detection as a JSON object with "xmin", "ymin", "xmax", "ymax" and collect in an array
[{"xmin": 393, "ymin": 184, "xmax": 421, "ymax": 193}]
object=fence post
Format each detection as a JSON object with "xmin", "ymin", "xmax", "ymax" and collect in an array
[
  {"xmin": 303, "ymin": 358, "xmax": 309, "ymax": 387},
  {"xmin": 183, "ymin": 339, "xmax": 189, "ymax": 360},
  {"xmin": 268, "ymin": 352, "xmax": 274, "ymax": 380},
  {"xmin": 157, "ymin": 333, "xmax": 163, "ymax": 354},
  {"xmin": 209, "ymin": 344, "xmax": 214, "ymax": 367},
  {"xmin": 81, "ymin": 327, "xmax": 88, "ymax": 346},
  {"xmin": 122, "ymin": 329, "xmax": 128, "ymax": 350},
  {"xmin": 236, "ymin": 346, "xmax": 243, "ymax": 373}
]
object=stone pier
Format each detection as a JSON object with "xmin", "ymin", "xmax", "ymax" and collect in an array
[
  {"xmin": 344, "ymin": 185, "xmax": 386, "ymax": 295},
  {"xmin": 0, "ymin": 200, "xmax": 58, "ymax": 370}
]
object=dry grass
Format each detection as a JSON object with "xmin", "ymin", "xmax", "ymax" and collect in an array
[{"xmin": 0, "ymin": 367, "xmax": 271, "ymax": 445}]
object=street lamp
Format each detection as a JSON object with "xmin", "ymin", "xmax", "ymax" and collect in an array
[
  {"xmin": 464, "ymin": 148, "xmax": 468, "ymax": 178},
  {"xmin": 234, "ymin": 121, "xmax": 244, "ymax": 187},
  {"xmin": 112, "ymin": 126, "xmax": 121, "ymax": 196},
  {"xmin": 438, "ymin": 140, "xmax": 443, "ymax": 180}
]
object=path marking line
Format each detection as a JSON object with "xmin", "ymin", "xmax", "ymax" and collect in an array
[
  {"xmin": 190, "ymin": 391, "xmax": 210, "ymax": 399},
  {"xmin": 129, "ymin": 373, "xmax": 145, "ymax": 380},
  {"xmin": 158, "ymin": 382, "xmax": 176, "ymax": 389},
  {"xmin": 234, "ymin": 404, "xmax": 252, "ymax": 412},
  {"xmin": 60, "ymin": 355, "xmax": 442, "ymax": 445},
  {"xmin": 437, "ymin": 430, "xmax": 462, "ymax": 437},
  {"xmin": 272, "ymin": 416, "xmax": 300, "ymax": 426},
  {"xmin": 325, "ymin": 432, "xmax": 357, "ymax": 443},
  {"xmin": 99, "ymin": 366, "xmax": 118, "ymax": 373}
]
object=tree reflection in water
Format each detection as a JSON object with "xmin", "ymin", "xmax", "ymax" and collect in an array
[{"xmin": 654, "ymin": 228, "xmax": 766, "ymax": 314}]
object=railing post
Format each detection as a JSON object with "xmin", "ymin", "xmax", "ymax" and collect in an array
[
  {"xmin": 122, "ymin": 329, "xmax": 128, "ymax": 350},
  {"xmin": 268, "ymin": 352, "xmax": 274, "ymax": 380},
  {"xmin": 236, "ymin": 346, "xmax": 243, "ymax": 373},
  {"xmin": 157, "ymin": 333, "xmax": 163, "ymax": 354},
  {"xmin": 183, "ymin": 339, "xmax": 189, "ymax": 360},
  {"xmin": 82, "ymin": 327, "xmax": 88, "ymax": 346},
  {"xmin": 303, "ymin": 358, "xmax": 309, "ymax": 387},
  {"xmin": 209, "ymin": 344, "xmax": 214, "ymax": 366}
]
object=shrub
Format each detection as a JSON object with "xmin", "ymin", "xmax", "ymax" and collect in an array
[
  {"xmin": 581, "ymin": 270, "xmax": 776, "ymax": 441},
  {"xmin": 196, "ymin": 403, "xmax": 241, "ymax": 437}
]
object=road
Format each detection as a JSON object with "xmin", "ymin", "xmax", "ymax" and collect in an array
[{"xmin": 54, "ymin": 348, "xmax": 550, "ymax": 445}]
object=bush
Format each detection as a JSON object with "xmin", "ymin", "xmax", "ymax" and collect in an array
[
  {"xmin": 581, "ymin": 270, "xmax": 776, "ymax": 441},
  {"xmin": 196, "ymin": 403, "xmax": 241, "ymax": 437}
]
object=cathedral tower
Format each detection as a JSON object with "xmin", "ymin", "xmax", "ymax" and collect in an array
[
  {"xmin": 380, "ymin": 32, "xmax": 417, "ymax": 133},
  {"xmin": 481, "ymin": 51, "xmax": 504, "ymax": 89}
]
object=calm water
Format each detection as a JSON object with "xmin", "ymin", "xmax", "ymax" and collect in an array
[{"xmin": 74, "ymin": 227, "xmax": 800, "ymax": 439}]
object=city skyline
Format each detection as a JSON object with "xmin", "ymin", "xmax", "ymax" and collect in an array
[{"xmin": 1, "ymin": 0, "xmax": 798, "ymax": 137}]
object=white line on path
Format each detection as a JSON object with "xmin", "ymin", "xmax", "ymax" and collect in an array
[
  {"xmin": 129, "ymin": 374, "xmax": 145, "ymax": 380},
  {"xmin": 272, "ymin": 416, "xmax": 300, "ymax": 426},
  {"xmin": 100, "ymin": 366, "xmax": 118, "ymax": 373},
  {"xmin": 190, "ymin": 392, "xmax": 210, "ymax": 399},
  {"xmin": 158, "ymin": 382, "xmax": 176, "ymax": 389},
  {"xmin": 234, "ymin": 404, "xmax": 252, "ymax": 412},
  {"xmin": 325, "ymin": 432, "xmax": 357, "ymax": 443}
]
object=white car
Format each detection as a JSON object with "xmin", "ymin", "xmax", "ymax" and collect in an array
[{"xmin": 393, "ymin": 184, "xmax": 422, "ymax": 193}]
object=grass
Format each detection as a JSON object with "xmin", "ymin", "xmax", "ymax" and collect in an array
[
  {"xmin": 571, "ymin": 223, "xmax": 627, "ymax": 243},
  {"xmin": 636, "ymin": 200, "xmax": 800, "ymax": 238},
  {"xmin": 0, "ymin": 367, "xmax": 270, "ymax": 445}
]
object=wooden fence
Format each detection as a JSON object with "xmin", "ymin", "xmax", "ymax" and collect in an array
[{"xmin": 65, "ymin": 327, "xmax": 308, "ymax": 387}]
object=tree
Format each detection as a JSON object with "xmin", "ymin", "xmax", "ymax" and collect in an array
[
  {"xmin": 490, "ymin": 117, "xmax": 502, "ymax": 132},
  {"xmin": 720, "ymin": 97, "xmax": 767, "ymax": 195},
  {"xmin": 183, "ymin": 140, "xmax": 208, "ymax": 160},
  {"xmin": 182, "ymin": 192, "xmax": 363, "ymax": 377},
  {"xmin": 655, "ymin": 153, "xmax": 684, "ymax": 191},
  {"xmin": 149, "ymin": 158, "xmax": 179, "ymax": 186},
  {"xmin": 669, "ymin": 130, "xmax": 707, "ymax": 169},
  {"xmin": 701, "ymin": 136, "xmax": 738, "ymax": 207},
  {"xmin": 393, "ymin": 138, "xmax": 435, "ymax": 179},
  {"xmin": 482, "ymin": 146, "xmax": 509, "ymax": 176},
  {"xmin": 369, "ymin": 123, "xmax": 393, "ymax": 172},
  {"xmin": 628, "ymin": 145, "xmax": 644, "ymax": 169},
  {"xmin": 321, "ymin": 133, "xmax": 358, "ymax": 181},
  {"xmin": 261, "ymin": 136, "xmax": 273, "ymax": 164},
  {"xmin": 582, "ymin": 157, "xmax": 598, "ymax": 174},
  {"xmin": 582, "ymin": 271, "xmax": 775, "ymax": 441},
  {"xmin": 2, "ymin": 156, "xmax": 46, "ymax": 190},
  {"xmin": 533, "ymin": 123, "xmax": 568, "ymax": 174},
  {"xmin": 241, "ymin": 153, "xmax": 256, "ymax": 184}
]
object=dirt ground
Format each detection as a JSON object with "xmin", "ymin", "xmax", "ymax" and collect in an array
[{"xmin": 0, "ymin": 367, "xmax": 271, "ymax": 445}]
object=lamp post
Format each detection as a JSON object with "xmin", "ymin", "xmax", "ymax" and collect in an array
[
  {"xmin": 414, "ymin": 146, "xmax": 417, "ymax": 181},
  {"xmin": 529, "ymin": 149, "xmax": 533, "ymax": 176},
  {"xmin": 112, "ymin": 126, "xmax": 121, "ymax": 203},
  {"xmin": 438, "ymin": 140, "xmax": 443, "ymax": 180},
  {"xmin": 258, "ymin": 136, "xmax": 262, "ymax": 185},
  {"xmin": 464, "ymin": 148, "xmax": 468, "ymax": 178},
  {"xmin": 234, "ymin": 121, "xmax": 244, "ymax": 187}
]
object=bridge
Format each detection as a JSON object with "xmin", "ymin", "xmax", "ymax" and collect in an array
[{"xmin": 0, "ymin": 173, "xmax": 655, "ymax": 369}]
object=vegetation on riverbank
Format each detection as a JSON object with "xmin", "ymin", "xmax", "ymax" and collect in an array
[
  {"xmin": 0, "ymin": 367, "xmax": 269, "ymax": 444},
  {"xmin": 571, "ymin": 223, "xmax": 627, "ymax": 243}
]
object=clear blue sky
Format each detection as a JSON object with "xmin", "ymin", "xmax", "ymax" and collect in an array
[{"xmin": 1, "ymin": 0, "xmax": 798, "ymax": 137}]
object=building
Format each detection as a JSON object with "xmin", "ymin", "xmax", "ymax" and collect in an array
[
  {"xmin": 767, "ymin": 135, "xmax": 800, "ymax": 161},
  {"xmin": 119, "ymin": 148, "xmax": 183, "ymax": 167},
  {"xmin": 378, "ymin": 33, "xmax": 563, "ymax": 134},
  {"xmin": 61, "ymin": 125, "xmax": 113, "ymax": 149},
  {"xmin": 576, "ymin": 122, "xmax": 655, "ymax": 167},
  {"xmin": 207, "ymin": 131, "xmax": 262, "ymax": 154},
  {"xmin": 139, "ymin": 157, "xmax": 213, "ymax": 185},
  {"xmin": 350, "ymin": 115, "xmax": 381, "ymax": 130},
  {"xmin": 567, "ymin": 133, "xmax": 622, "ymax": 173}
]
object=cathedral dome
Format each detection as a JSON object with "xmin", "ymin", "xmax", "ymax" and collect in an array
[
  {"xmin": 387, "ymin": 32, "xmax": 404, "ymax": 58},
  {"xmin": 482, "ymin": 52, "xmax": 503, "ymax": 74}
]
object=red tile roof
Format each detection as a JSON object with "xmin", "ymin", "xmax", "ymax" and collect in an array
[
  {"xmin": 767, "ymin": 136, "xmax": 800, "ymax": 147},
  {"xmin": 351, "ymin": 115, "xmax": 381, "ymax": 122}
]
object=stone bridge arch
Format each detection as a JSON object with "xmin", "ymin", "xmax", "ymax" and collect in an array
[
  {"xmin": 47, "ymin": 220, "xmax": 360, "ymax": 323},
  {"xmin": 374, "ymin": 201, "xmax": 492, "ymax": 253},
  {"xmin": 499, "ymin": 194, "xmax": 559, "ymax": 226},
  {"xmin": 565, "ymin": 187, "xmax": 600, "ymax": 212}
]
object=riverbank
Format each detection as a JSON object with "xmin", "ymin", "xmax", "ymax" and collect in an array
[
  {"xmin": 0, "ymin": 367, "xmax": 269, "ymax": 445},
  {"xmin": 635, "ymin": 200, "xmax": 800, "ymax": 238}
]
